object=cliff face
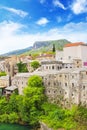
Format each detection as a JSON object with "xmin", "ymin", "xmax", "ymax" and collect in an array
[{"xmin": 33, "ymin": 41, "xmax": 50, "ymax": 49}]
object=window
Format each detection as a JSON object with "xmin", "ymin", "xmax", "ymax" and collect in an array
[
  {"xmin": 52, "ymin": 66, "xmax": 54, "ymax": 69},
  {"xmin": 60, "ymin": 91, "xmax": 61, "ymax": 94},
  {"xmin": 48, "ymin": 90, "xmax": 50, "ymax": 93},
  {"xmin": 68, "ymin": 56, "xmax": 71, "ymax": 59},
  {"xmin": 72, "ymin": 83, "xmax": 74, "ymax": 87},
  {"xmin": 46, "ymin": 66, "xmax": 48, "ymax": 69},
  {"xmin": 48, "ymin": 82, "xmax": 50, "ymax": 85},
  {"xmin": 65, "ymin": 83, "xmax": 67, "ymax": 86},
  {"xmin": 59, "ymin": 75, "xmax": 62, "ymax": 77},
  {"xmin": 83, "ymin": 86, "xmax": 85, "ymax": 89},
  {"xmin": 65, "ymin": 92, "xmax": 67, "ymax": 94},
  {"xmin": 72, "ymin": 93, "xmax": 74, "ymax": 96},
  {"xmin": 65, "ymin": 75, "xmax": 67, "ymax": 78},
  {"xmin": 57, "ymin": 66, "xmax": 59, "ymax": 70},
  {"xmin": 72, "ymin": 76, "xmax": 74, "ymax": 78},
  {"xmin": 60, "ymin": 66, "xmax": 62, "ymax": 69},
  {"xmin": 54, "ymin": 82, "xmax": 56, "ymax": 86}
]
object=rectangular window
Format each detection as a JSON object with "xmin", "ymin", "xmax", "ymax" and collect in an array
[
  {"xmin": 65, "ymin": 83, "xmax": 67, "ymax": 86},
  {"xmin": 72, "ymin": 83, "xmax": 74, "ymax": 87}
]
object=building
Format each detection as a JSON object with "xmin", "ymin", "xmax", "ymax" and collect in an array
[
  {"xmin": 12, "ymin": 68, "xmax": 87, "ymax": 108},
  {"xmin": 56, "ymin": 42, "xmax": 87, "ymax": 68},
  {"xmin": 0, "ymin": 75, "xmax": 10, "ymax": 95},
  {"xmin": 55, "ymin": 51, "xmax": 63, "ymax": 61},
  {"xmin": 64, "ymin": 42, "xmax": 87, "ymax": 66},
  {"xmin": 41, "ymin": 61, "xmax": 63, "ymax": 71},
  {"xmin": 5, "ymin": 85, "xmax": 17, "ymax": 96}
]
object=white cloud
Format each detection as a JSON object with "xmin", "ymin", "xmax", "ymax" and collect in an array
[
  {"xmin": 36, "ymin": 17, "xmax": 49, "ymax": 26},
  {"xmin": 1, "ymin": 6, "xmax": 28, "ymax": 17},
  {"xmin": 53, "ymin": 0, "xmax": 66, "ymax": 10},
  {"xmin": 39, "ymin": 0, "xmax": 45, "ymax": 4},
  {"xmin": 71, "ymin": 0, "xmax": 87, "ymax": 14},
  {"xmin": 0, "ymin": 20, "xmax": 87, "ymax": 54}
]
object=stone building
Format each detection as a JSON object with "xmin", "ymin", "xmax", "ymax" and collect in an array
[
  {"xmin": 41, "ymin": 61, "xmax": 63, "ymax": 71},
  {"xmin": 0, "ymin": 60, "xmax": 5, "ymax": 72},
  {"xmin": 0, "ymin": 75, "xmax": 10, "ymax": 95},
  {"xmin": 4, "ymin": 56, "xmax": 19, "ymax": 77},
  {"xmin": 12, "ymin": 68, "xmax": 87, "ymax": 108}
]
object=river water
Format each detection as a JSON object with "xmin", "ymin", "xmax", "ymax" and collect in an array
[{"xmin": 0, "ymin": 124, "xmax": 31, "ymax": 130}]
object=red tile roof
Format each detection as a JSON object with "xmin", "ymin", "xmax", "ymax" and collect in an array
[{"xmin": 64, "ymin": 42, "xmax": 84, "ymax": 47}]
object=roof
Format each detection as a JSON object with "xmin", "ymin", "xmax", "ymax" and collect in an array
[
  {"xmin": 5, "ymin": 86, "xmax": 17, "ymax": 91},
  {"xmin": 64, "ymin": 42, "xmax": 85, "ymax": 47},
  {"xmin": 41, "ymin": 60, "xmax": 62, "ymax": 64},
  {"xmin": 13, "ymin": 68, "xmax": 87, "ymax": 78}
]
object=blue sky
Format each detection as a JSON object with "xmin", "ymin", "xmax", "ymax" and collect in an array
[{"xmin": 0, "ymin": 0, "xmax": 87, "ymax": 54}]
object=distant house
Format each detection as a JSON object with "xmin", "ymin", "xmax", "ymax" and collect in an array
[{"xmin": 56, "ymin": 42, "xmax": 87, "ymax": 68}]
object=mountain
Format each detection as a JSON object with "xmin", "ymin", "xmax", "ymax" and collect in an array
[
  {"xmin": 24, "ymin": 39, "xmax": 71, "ymax": 55},
  {"xmin": 1, "ymin": 39, "xmax": 71, "ymax": 56},
  {"xmin": 1, "ymin": 46, "xmax": 33, "ymax": 56}
]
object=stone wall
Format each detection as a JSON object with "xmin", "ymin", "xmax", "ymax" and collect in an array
[{"xmin": 12, "ymin": 68, "xmax": 87, "ymax": 108}]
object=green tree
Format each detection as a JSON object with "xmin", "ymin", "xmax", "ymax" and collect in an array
[
  {"xmin": 52, "ymin": 44, "xmax": 56, "ymax": 52},
  {"xmin": 0, "ymin": 97, "xmax": 8, "ymax": 114},
  {"xmin": 8, "ymin": 112, "xmax": 19, "ymax": 123},
  {"xmin": 7, "ymin": 93, "xmax": 19, "ymax": 113},
  {"xmin": 0, "ymin": 72, "xmax": 7, "ymax": 77},
  {"xmin": 31, "ymin": 61, "xmax": 40, "ymax": 70},
  {"xmin": 22, "ymin": 75, "xmax": 46, "ymax": 126},
  {"xmin": 17, "ymin": 61, "xmax": 28, "ymax": 73},
  {"xmin": 27, "ymin": 75, "xmax": 43, "ymax": 87}
]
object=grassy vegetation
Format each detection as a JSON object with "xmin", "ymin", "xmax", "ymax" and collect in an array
[
  {"xmin": 41, "ymin": 103, "xmax": 87, "ymax": 130},
  {"xmin": 23, "ymin": 39, "xmax": 70, "ymax": 56},
  {"xmin": 0, "ymin": 75, "xmax": 86, "ymax": 130},
  {"xmin": 0, "ymin": 72, "xmax": 7, "ymax": 77}
]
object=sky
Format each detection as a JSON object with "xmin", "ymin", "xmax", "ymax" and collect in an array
[{"xmin": 0, "ymin": 0, "xmax": 87, "ymax": 54}]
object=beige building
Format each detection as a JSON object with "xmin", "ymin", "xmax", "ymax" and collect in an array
[
  {"xmin": 0, "ymin": 75, "xmax": 10, "ymax": 95},
  {"xmin": 41, "ymin": 61, "xmax": 63, "ymax": 71},
  {"xmin": 12, "ymin": 68, "xmax": 87, "ymax": 108}
]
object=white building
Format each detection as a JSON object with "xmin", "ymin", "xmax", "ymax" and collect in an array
[{"xmin": 56, "ymin": 42, "xmax": 87, "ymax": 67}]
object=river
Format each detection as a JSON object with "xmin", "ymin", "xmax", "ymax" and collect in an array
[{"xmin": 0, "ymin": 124, "xmax": 31, "ymax": 130}]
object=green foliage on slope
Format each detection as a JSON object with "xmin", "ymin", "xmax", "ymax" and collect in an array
[
  {"xmin": 24, "ymin": 39, "xmax": 71, "ymax": 55},
  {"xmin": 41, "ymin": 103, "xmax": 87, "ymax": 130},
  {"xmin": 0, "ymin": 75, "xmax": 86, "ymax": 129}
]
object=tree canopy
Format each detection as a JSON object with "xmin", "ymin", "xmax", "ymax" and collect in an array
[
  {"xmin": 0, "ymin": 72, "xmax": 7, "ymax": 77},
  {"xmin": 17, "ymin": 61, "xmax": 28, "ymax": 73},
  {"xmin": 31, "ymin": 61, "xmax": 40, "ymax": 70}
]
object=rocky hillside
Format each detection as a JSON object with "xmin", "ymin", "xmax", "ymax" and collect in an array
[{"xmin": 1, "ymin": 39, "xmax": 71, "ymax": 56}]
